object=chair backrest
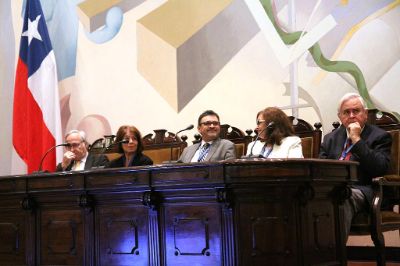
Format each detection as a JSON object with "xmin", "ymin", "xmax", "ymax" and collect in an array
[
  {"xmin": 142, "ymin": 129, "xmax": 188, "ymax": 164},
  {"xmin": 368, "ymin": 110, "xmax": 400, "ymax": 176},
  {"xmin": 193, "ymin": 124, "xmax": 252, "ymax": 158},
  {"xmin": 288, "ymin": 116, "xmax": 322, "ymax": 158}
]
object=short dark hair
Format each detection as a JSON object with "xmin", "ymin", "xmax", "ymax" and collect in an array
[
  {"xmin": 197, "ymin": 110, "xmax": 220, "ymax": 126},
  {"xmin": 262, "ymin": 107, "xmax": 294, "ymax": 146},
  {"xmin": 114, "ymin": 125, "xmax": 144, "ymax": 154}
]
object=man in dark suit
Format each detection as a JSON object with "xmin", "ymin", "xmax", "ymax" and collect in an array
[
  {"xmin": 178, "ymin": 110, "xmax": 236, "ymax": 163},
  {"xmin": 319, "ymin": 93, "xmax": 392, "ymax": 239},
  {"xmin": 56, "ymin": 130, "xmax": 108, "ymax": 171}
]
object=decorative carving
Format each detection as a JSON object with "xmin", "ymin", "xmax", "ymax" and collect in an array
[
  {"xmin": 106, "ymin": 219, "xmax": 139, "ymax": 255},
  {"xmin": 78, "ymin": 193, "xmax": 95, "ymax": 210},
  {"xmin": 330, "ymin": 185, "xmax": 352, "ymax": 204},
  {"xmin": 216, "ymin": 188, "xmax": 233, "ymax": 209},
  {"xmin": 297, "ymin": 184, "xmax": 315, "ymax": 206},
  {"xmin": 142, "ymin": 191, "xmax": 160, "ymax": 210},
  {"xmin": 21, "ymin": 195, "xmax": 37, "ymax": 211},
  {"xmin": 46, "ymin": 219, "xmax": 78, "ymax": 255},
  {"xmin": 312, "ymin": 212, "xmax": 332, "ymax": 251},
  {"xmin": 0, "ymin": 222, "xmax": 20, "ymax": 254},
  {"xmin": 250, "ymin": 215, "xmax": 290, "ymax": 257},
  {"xmin": 173, "ymin": 217, "xmax": 210, "ymax": 256}
]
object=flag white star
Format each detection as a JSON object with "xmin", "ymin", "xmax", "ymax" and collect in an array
[{"xmin": 22, "ymin": 15, "xmax": 43, "ymax": 45}]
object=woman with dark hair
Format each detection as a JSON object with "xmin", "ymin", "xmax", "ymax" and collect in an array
[
  {"xmin": 106, "ymin": 125, "xmax": 153, "ymax": 168},
  {"xmin": 246, "ymin": 107, "xmax": 303, "ymax": 158}
]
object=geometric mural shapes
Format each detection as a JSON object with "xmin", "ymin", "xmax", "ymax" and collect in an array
[
  {"xmin": 245, "ymin": 0, "xmax": 337, "ymax": 67},
  {"xmin": 83, "ymin": 6, "xmax": 123, "ymax": 44},
  {"xmin": 77, "ymin": 0, "xmax": 144, "ymax": 33},
  {"xmin": 137, "ymin": 0, "xmax": 259, "ymax": 112}
]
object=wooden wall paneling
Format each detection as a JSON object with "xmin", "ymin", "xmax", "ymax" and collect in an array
[
  {"xmin": 0, "ymin": 160, "xmax": 358, "ymax": 265},
  {"xmin": 232, "ymin": 184, "xmax": 299, "ymax": 265},
  {"xmin": 0, "ymin": 209, "xmax": 29, "ymax": 265}
]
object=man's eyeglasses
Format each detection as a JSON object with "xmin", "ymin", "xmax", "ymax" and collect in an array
[
  {"xmin": 256, "ymin": 119, "xmax": 266, "ymax": 125},
  {"xmin": 66, "ymin": 142, "xmax": 82, "ymax": 149},
  {"xmin": 200, "ymin": 121, "xmax": 220, "ymax": 126},
  {"xmin": 341, "ymin": 108, "xmax": 362, "ymax": 117}
]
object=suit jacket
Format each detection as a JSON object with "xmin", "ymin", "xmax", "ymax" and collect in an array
[
  {"xmin": 106, "ymin": 153, "xmax": 153, "ymax": 168},
  {"xmin": 246, "ymin": 136, "xmax": 303, "ymax": 158},
  {"xmin": 56, "ymin": 153, "xmax": 109, "ymax": 172},
  {"xmin": 319, "ymin": 124, "xmax": 392, "ymax": 204},
  {"xmin": 178, "ymin": 138, "xmax": 236, "ymax": 163}
]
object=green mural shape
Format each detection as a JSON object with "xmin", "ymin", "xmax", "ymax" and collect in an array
[{"xmin": 260, "ymin": 0, "xmax": 375, "ymax": 109}]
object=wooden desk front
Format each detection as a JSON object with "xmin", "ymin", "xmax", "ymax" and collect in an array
[{"xmin": 0, "ymin": 159, "xmax": 357, "ymax": 266}]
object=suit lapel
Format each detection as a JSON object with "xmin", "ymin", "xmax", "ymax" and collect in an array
[
  {"xmin": 335, "ymin": 126, "xmax": 348, "ymax": 159},
  {"xmin": 205, "ymin": 138, "xmax": 220, "ymax": 161},
  {"xmin": 188, "ymin": 143, "xmax": 201, "ymax": 162},
  {"xmin": 84, "ymin": 153, "xmax": 93, "ymax": 170}
]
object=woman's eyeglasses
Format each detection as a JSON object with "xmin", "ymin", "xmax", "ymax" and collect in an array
[{"xmin": 256, "ymin": 119, "xmax": 265, "ymax": 126}]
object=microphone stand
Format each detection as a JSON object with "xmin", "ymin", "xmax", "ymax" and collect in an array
[
  {"xmin": 167, "ymin": 125, "xmax": 194, "ymax": 163},
  {"xmin": 33, "ymin": 143, "xmax": 70, "ymax": 174}
]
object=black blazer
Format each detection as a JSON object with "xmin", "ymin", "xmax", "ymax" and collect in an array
[
  {"xmin": 319, "ymin": 124, "xmax": 392, "ymax": 204},
  {"xmin": 56, "ymin": 153, "xmax": 109, "ymax": 172},
  {"xmin": 106, "ymin": 153, "xmax": 153, "ymax": 168}
]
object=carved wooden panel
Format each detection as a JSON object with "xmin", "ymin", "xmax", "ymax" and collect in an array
[
  {"xmin": 237, "ymin": 202, "xmax": 298, "ymax": 265},
  {"xmin": 163, "ymin": 204, "xmax": 222, "ymax": 266},
  {"xmin": 0, "ymin": 212, "xmax": 26, "ymax": 265},
  {"xmin": 97, "ymin": 206, "xmax": 149, "ymax": 266},
  {"xmin": 301, "ymin": 200, "xmax": 338, "ymax": 265},
  {"xmin": 40, "ymin": 209, "xmax": 83, "ymax": 265}
]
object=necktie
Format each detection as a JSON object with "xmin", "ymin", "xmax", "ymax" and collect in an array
[
  {"xmin": 73, "ymin": 160, "xmax": 81, "ymax": 171},
  {"xmin": 197, "ymin": 143, "xmax": 211, "ymax": 162},
  {"xmin": 340, "ymin": 138, "xmax": 352, "ymax": 160}
]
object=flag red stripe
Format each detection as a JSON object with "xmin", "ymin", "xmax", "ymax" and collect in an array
[{"xmin": 13, "ymin": 58, "xmax": 56, "ymax": 173}]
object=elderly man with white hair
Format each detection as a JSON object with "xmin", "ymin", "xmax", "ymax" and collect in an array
[
  {"xmin": 319, "ymin": 92, "xmax": 392, "ymax": 239},
  {"xmin": 56, "ymin": 129, "xmax": 108, "ymax": 171}
]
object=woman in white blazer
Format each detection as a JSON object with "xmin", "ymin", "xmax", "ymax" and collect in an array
[{"xmin": 246, "ymin": 107, "xmax": 303, "ymax": 158}]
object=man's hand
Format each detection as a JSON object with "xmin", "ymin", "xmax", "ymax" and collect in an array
[
  {"xmin": 347, "ymin": 122, "xmax": 361, "ymax": 144},
  {"xmin": 61, "ymin": 151, "xmax": 75, "ymax": 170}
]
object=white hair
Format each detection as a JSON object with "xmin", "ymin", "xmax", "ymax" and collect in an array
[
  {"xmin": 65, "ymin": 129, "xmax": 87, "ymax": 143},
  {"xmin": 337, "ymin": 92, "xmax": 366, "ymax": 114}
]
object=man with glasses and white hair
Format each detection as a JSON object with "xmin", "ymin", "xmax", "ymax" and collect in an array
[
  {"xmin": 178, "ymin": 110, "xmax": 236, "ymax": 163},
  {"xmin": 56, "ymin": 130, "xmax": 109, "ymax": 171},
  {"xmin": 319, "ymin": 92, "xmax": 392, "ymax": 239}
]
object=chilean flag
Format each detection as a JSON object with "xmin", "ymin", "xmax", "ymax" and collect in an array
[{"xmin": 13, "ymin": 0, "xmax": 62, "ymax": 173}]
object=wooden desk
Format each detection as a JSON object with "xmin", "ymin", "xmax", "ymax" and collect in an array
[{"xmin": 0, "ymin": 159, "xmax": 357, "ymax": 266}]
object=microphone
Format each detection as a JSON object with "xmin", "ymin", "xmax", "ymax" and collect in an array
[
  {"xmin": 104, "ymin": 139, "xmax": 129, "ymax": 151},
  {"xmin": 167, "ymin": 125, "xmax": 194, "ymax": 163},
  {"xmin": 35, "ymin": 143, "xmax": 71, "ymax": 173},
  {"xmin": 243, "ymin": 121, "xmax": 275, "ymax": 158},
  {"xmin": 176, "ymin": 124, "xmax": 194, "ymax": 135}
]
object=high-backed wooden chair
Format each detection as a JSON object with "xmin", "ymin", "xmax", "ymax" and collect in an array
[
  {"xmin": 193, "ymin": 124, "xmax": 252, "ymax": 158},
  {"xmin": 288, "ymin": 116, "xmax": 322, "ymax": 158},
  {"xmin": 333, "ymin": 110, "xmax": 400, "ymax": 266},
  {"xmin": 142, "ymin": 129, "xmax": 188, "ymax": 164}
]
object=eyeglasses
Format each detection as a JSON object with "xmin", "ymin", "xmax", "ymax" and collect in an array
[
  {"xmin": 66, "ymin": 142, "xmax": 82, "ymax": 149},
  {"xmin": 256, "ymin": 119, "xmax": 265, "ymax": 125},
  {"xmin": 340, "ymin": 108, "xmax": 362, "ymax": 117},
  {"xmin": 200, "ymin": 121, "xmax": 220, "ymax": 126},
  {"xmin": 123, "ymin": 136, "xmax": 137, "ymax": 142}
]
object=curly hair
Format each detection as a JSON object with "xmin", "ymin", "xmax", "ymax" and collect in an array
[
  {"xmin": 114, "ymin": 125, "xmax": 144, "ymax": 154},
  {"xmin": 262, "ymin": 107, "xmax": 294, "ymax": 146}
]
